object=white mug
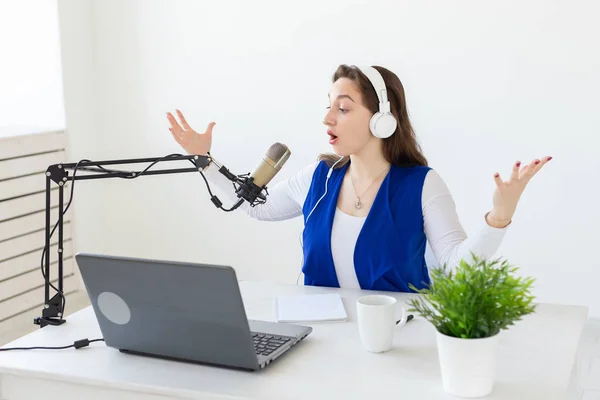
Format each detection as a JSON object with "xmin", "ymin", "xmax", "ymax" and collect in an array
[{"xmin": 356, "ymin": 295, "xmax": 407, "ymax": 353}]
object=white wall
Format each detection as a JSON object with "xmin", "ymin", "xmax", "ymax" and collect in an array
[
  {"xmin": 0, "ymin": 0, "xmax": 65, "ymax": 132},
  {"xmin": 57, "ymin": 0, "xmax": 600, "ymax": 316}
]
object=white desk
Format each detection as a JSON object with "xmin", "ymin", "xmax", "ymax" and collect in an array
[{"xmin": 0, "ymin": 281, "xmax": 588, "ymax": 400}]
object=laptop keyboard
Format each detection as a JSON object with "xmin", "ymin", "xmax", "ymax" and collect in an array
[{"xmin": 252, "ymin": 333, "xmax": 292, "ymax": 357}]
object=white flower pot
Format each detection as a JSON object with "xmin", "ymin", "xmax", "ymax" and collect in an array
[{"xmin": 436, "ymin": 330, "xmax": 499, "ymax": 398}]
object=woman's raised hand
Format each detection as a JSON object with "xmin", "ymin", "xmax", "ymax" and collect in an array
[
  {"xmin": 487, "ymin": 156, "xmax": 552, "ymax": 228},
  {"xmin": 167, "ymin": 109, "xmax": 215, "ymax": 156}
]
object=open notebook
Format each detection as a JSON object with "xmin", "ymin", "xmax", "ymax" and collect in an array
[{"xmin": 274, "ymin": 293, "xmax": 348, "ymax": 323}]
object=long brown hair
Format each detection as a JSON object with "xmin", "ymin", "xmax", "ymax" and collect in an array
[{"xmin": 319, "ymin": 64, "xmax": 427, "ymax": 168}]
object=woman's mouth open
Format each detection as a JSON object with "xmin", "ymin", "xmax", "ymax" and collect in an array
[{"xmin": 327, "ymin": 130, "xmax": 338, "ymax": 145}]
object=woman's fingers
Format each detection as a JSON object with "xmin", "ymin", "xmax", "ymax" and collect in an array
[
  {"xmin": 510, "ymin": 161, "xmax": 520, "ymax": 181},
  {"xmin": 493, "ymin": 172, "xmax": 504, "ymax": 188},
  {"xmin": 519, "ymin": 159, "xmax": 539, "ymax": 182},
  {"xmin": 530, "ymin": 156, "xmax": 552, "ymax": 176},
  {"xmin": 521, "ymin": 156, "xmax": 552, "ymax": 182},
  {"xmin": 176, "ymin": 109, "xmax": 191, "ymax": 130},
  {"xmin": 167, "ymin": 112, "xmax": 183, "ymax": 134}
]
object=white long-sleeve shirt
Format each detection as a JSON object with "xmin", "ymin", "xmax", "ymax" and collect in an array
[{"xmin": 203, "ymin": 159, "xmax": 508, "ymax": 288}]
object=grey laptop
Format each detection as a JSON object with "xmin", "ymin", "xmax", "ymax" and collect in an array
[{"xmin": 74, "ymin": 252, "xmax": 312, "ymax": 371}]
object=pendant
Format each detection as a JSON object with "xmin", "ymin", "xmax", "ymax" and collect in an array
[{"xmin": 354, "ymin": 198, "xmax": 362, "ymax": 209}]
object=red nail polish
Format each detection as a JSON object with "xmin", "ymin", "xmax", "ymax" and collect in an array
[
  {"xmin": 535, "ymin": 160, "xmax": 540, "ymax": 165},
  {"xmin": 494, "ymin": 173, "xmax": 499, "ymax": 177},
  {"xmin": 548, "ymin": 156, "xmax": 553, "ymax": 161},
  {"xmin": 516, "ymin": 162, "xmax": 521, "ymax": 167}
]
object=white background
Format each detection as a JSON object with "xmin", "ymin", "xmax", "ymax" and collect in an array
[
  {"xmin": 0, "ymin": 0, "xmax": 65, "ymax": 134},
  {"xmin": 24, "ymin": 0, "xmax": 599, "ymax": 316}
]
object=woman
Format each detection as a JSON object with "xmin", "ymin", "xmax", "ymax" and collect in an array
[{"xmin": 167, "ymin": 64, "xmax": 551, "ymax": 292}]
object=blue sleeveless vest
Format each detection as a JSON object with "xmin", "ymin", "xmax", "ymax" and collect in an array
[{"xmin": 301, "ymin": 160, "xmax": 432, "ymax": 292}]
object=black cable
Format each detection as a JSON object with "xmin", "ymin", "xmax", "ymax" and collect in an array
[
  {"xmin": 91, "ymin": 153, "xmax": 183, "ymax": 179},
  {"xmin": 0, "ymin": 338, "xmax": 104, "ymax": 352},
  {"xmin": 39, "ymin": 158, "xmax": 89, "ymax": 325}
]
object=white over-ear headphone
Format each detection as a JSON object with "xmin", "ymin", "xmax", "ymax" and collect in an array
[{"xmin": 358, "ymin": 66, "xmax": 397, "ymax": 139}]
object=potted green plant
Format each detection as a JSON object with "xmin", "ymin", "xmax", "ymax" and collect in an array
[{"xmin": 407, "ymin": 254, "xmax": 536, "ymax": 398}]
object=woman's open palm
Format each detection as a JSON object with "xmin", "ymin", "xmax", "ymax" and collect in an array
[
  {"xmin": 167, "ymin": 109, "xmax": 215, "ymax": 156},
  {"xmin": 490, "ymin": 156, "xmax": 552, "ymax": 224}
]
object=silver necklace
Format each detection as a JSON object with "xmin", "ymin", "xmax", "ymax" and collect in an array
[{"xmin": 350, "ymin": 166, "xmax": 390, "ymax": 209}]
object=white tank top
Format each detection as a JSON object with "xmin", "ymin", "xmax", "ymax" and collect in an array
[{"xmin": 330, "ymin": 208, "xmax": 366, "ymax": 289}]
